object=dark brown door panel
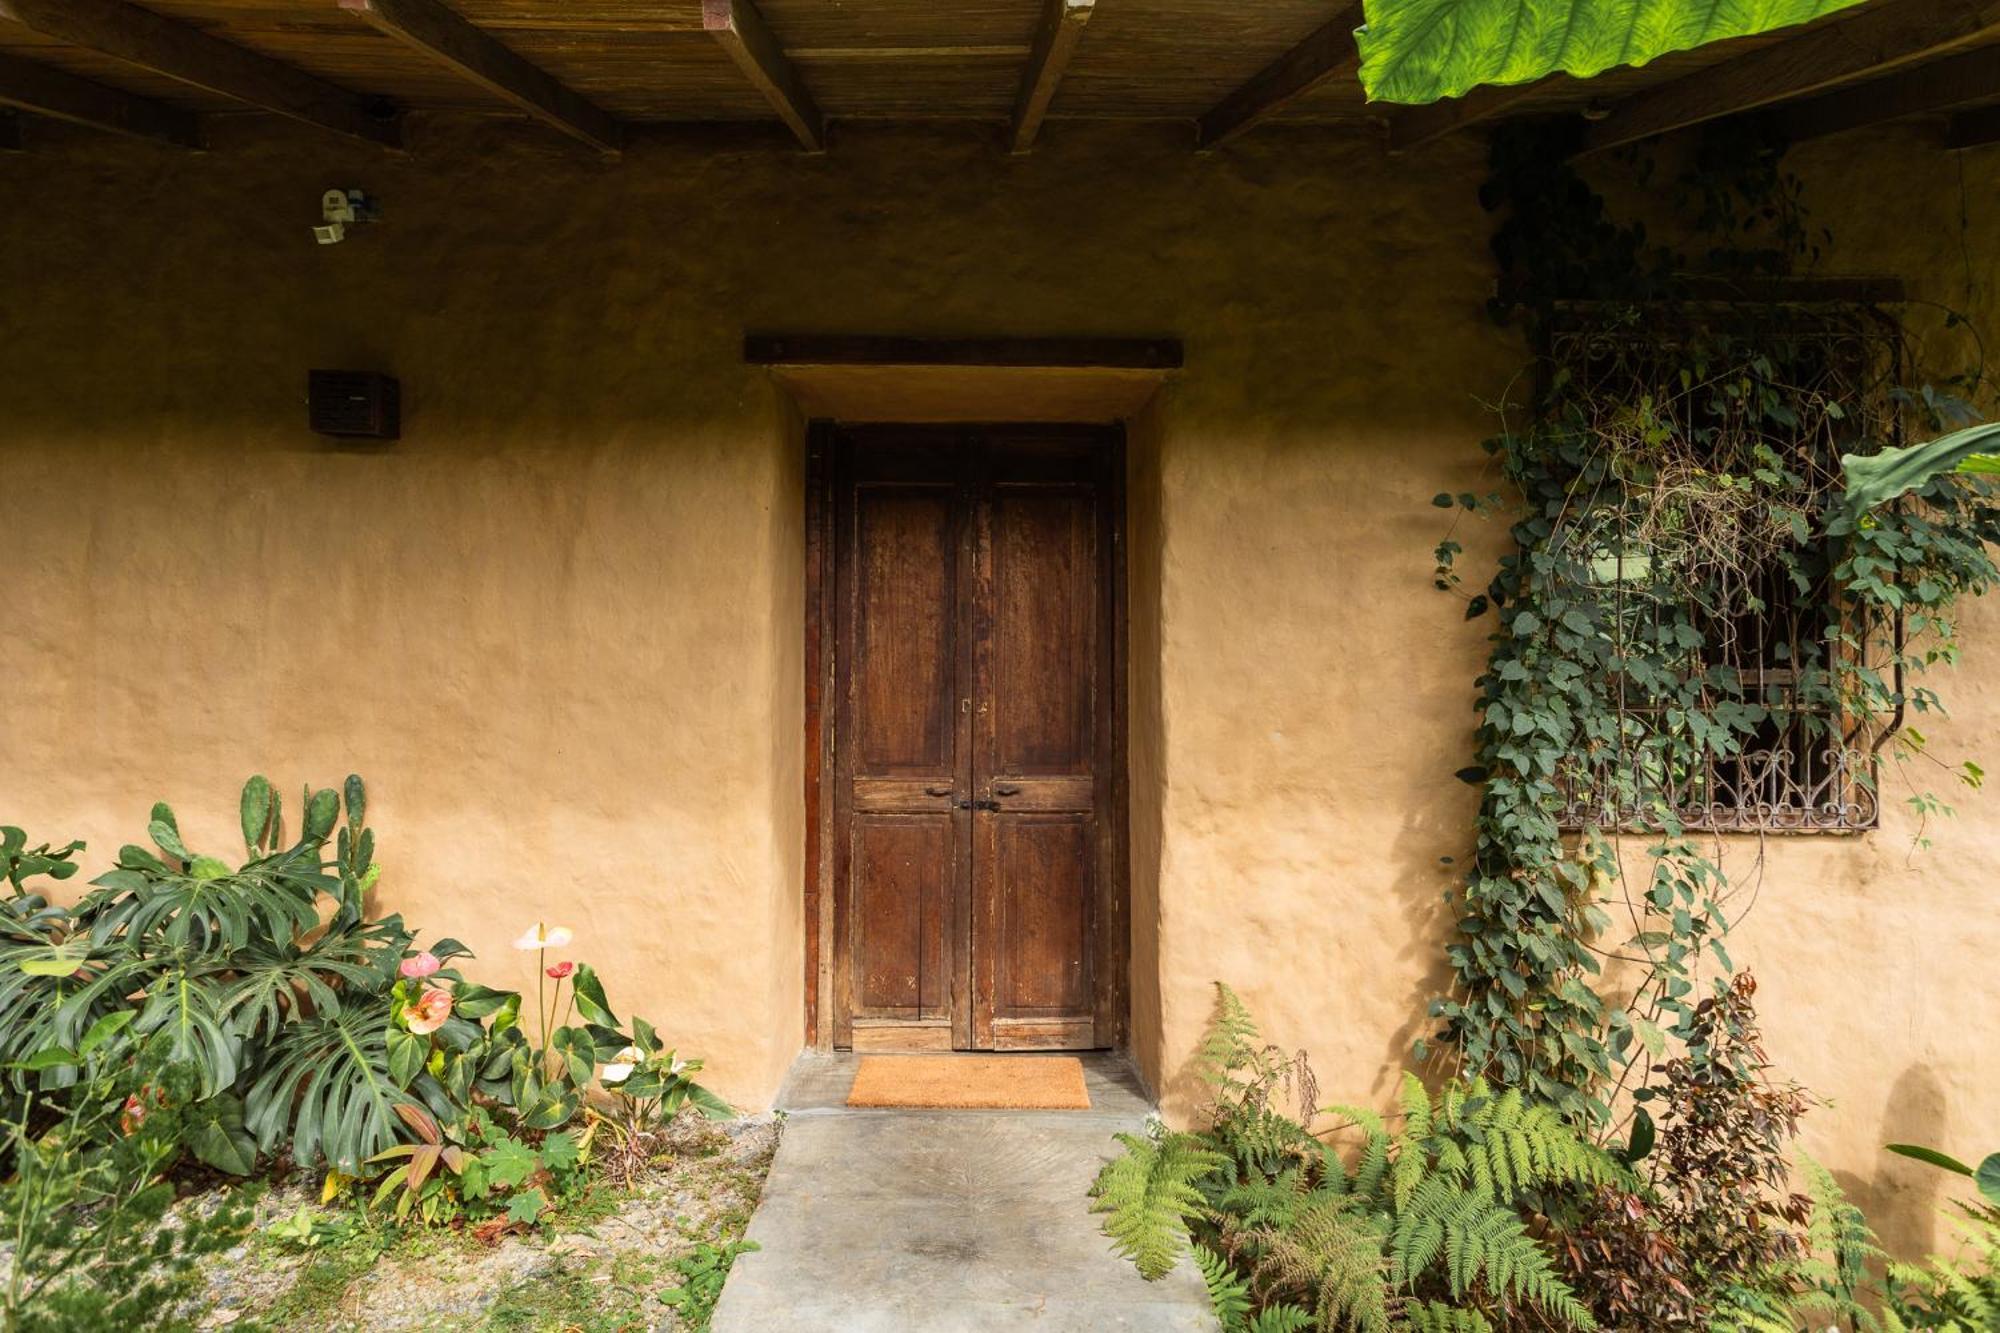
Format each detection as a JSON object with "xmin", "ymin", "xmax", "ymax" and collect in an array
[{"xmin": 830, "ymin": 425, "xmax": 1121, "ymax": 1051}]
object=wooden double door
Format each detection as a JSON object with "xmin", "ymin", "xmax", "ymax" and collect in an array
[{"xmin": 831, "ymin": 425, "xmax": 1123, "ymax": 1051}]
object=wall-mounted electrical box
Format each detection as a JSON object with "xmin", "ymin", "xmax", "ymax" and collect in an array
[{"xmin": 308, "ymin": 370, "xmax": 400, "ymax": 440}]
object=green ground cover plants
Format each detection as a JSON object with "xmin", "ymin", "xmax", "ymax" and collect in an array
[{"xmin": 0, "ymin": 774, "xmax": 743, "ymax": 1331}]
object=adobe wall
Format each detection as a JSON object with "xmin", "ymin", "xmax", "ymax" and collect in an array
[{"xmin": 2, "ymin": 113, "xmax": 1992, "ymax": 1251}]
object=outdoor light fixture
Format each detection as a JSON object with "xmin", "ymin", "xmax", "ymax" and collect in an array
[{"xmin": 313, "ymin": 188, "xmax": 378, "ymax": 245}]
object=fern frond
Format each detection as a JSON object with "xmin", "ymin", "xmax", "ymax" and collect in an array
[
  {"xmin": 1246, "ymin": 1305, "xmax": 1313, "ymax": 1333},
  {"xmin": 1797, "ymin": 1152, "xmax": 1884, "ymax": 1319},
  {"xmin": 1195, "ymin": 1243, "xmax": 1253, "ymax": 1330},
  {"xmin": 1705, "ymin": 1283, "xmax": 1801, "ymax": 1333},
  {"xmin": 1089, "ymin": 1127, "xmax": 1226, "ymax": 1280},
  {"xmin": 1217, "ymin": 1165, "xmax": 1312, "ymax": 1232},
  {"xmin": 1418, "ymin": 1078, "xmax": 1625, "ymax": 1204},
  {"xmin": 1248, "ymin": 1193, "xmax": 1392, "ymax": 1333},
  {"xmin": 1328, "ymin": 1104, "xmax": 1392, "ymax": 1199},
  {"xmin": 1219, "ymin": 1103, "xmax": 1315, "ymax": 1176},
  {"xmin": 1398, "ymin": 1072, "xmax": 1433, "ymax": 1140},
  {"xmin": 1397, "ymin": 1300, "xmax": 1495, "ymax": 1333},
  {"xmin": 1197, "ymin": 983, "xmax": 1262, "ymax": 1088},
  {"xmin": 1386, "ymin": 1182, "xmax": 1593, "ymax": 1330}
]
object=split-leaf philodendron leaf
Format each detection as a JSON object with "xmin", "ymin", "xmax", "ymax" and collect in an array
[{"xmin": 1355, "ymin": 0, "xmax": 1868, "ymax": 105}]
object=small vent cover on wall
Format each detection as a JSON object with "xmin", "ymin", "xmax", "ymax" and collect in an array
[{"xmin": 308, "ymin": 370, "xmax": 399, "ymax": 440}]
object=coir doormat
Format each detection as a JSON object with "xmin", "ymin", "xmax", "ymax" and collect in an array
[{"xmin": 845, "ymin": 1054, "xmax": 1091, "ymax": 1110}]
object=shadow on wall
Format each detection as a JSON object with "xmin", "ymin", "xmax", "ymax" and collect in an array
[
  {"xmin": 1383, "ymin": 774, "xmax": 1475, "ymax": 1098},
  {"xmin": 1842, "ymin": 1062, "xmax": 1951, "ymax": 1259}
]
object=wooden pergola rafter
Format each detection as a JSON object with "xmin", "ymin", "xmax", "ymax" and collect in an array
[
  {"xmin": 1011, "ymin": 0, "xmax": 1094, "ymax": 153},
  {"xmin": 1774, "ymin": 40, "xmax": 2000, "ymax": 144},
  {"xmin": 1196, "ymin": 2, "xmax": 1366, "ymax": 150},
  {"xmin": 0, "ymin": 47, "xmax": 200, "ymax": 147},
  {"xmin": 338, "ymin": 0, "xmax": 623, "ymax": 155},
  {"xmin": 0, "ymin": 0, "xmax": 400, "ymax": 148},
  {"xmin": 703, "ymin": 0, "xmax": 824, "ymax": 153},
  {"xmin": 1, "ymin": 0, "xmax": 1998, "ymax": 160},
  {"xmin": 1578, "ymin": 0, "xmax": 2000, "ymax": 154}
]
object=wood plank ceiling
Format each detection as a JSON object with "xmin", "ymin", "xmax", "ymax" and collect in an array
[{"xmin": 1, "ymin": 0, "xmax": 1998, "ymax": 157}]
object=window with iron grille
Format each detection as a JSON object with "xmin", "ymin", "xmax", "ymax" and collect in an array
[{"xmin": 1543, "ymin": 302, "xmax": 1905, "ymax": 834}]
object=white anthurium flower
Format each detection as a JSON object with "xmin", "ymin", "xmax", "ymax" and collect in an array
[
  {"xmin": 513, "ymin": 923, "xmax": 574, "ymax": 951},
  {"xmin": 600, "ymin": 1045, "xmax": 642, "ymax": 1085},
  {"xmin": 668, "ymin": 1055, "xmax": 687, "ymax": 1076}
]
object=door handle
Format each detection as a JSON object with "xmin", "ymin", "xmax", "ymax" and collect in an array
[
  {"xmin": 991, "ymin": 784, "xmax": 1021, "ymax": 797},
  {"xmin": 924, "ymin": 785, "xmax": 955, "ymax": 797}
]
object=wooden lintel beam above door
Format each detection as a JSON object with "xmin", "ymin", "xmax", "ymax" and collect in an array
[
  {"xmin": 0, "ymin": 51, "xmax": 200, "ymax": 147},
  {"xmin": 744, "ymin": 334, "xmax": 1184, "ymax": 369},
  {"xmin": 0, "ymin": 0, "xmax": 399, "ymax": 149},
  {"xmin": 1385, "ymin": 79, "xmax": 1549, "ymax": 153},
  {"xmin": 1948, "ymin": 100, "xmax": 2000, "ymax": 147},
  {"xmin": 1774, "ymin": 42, "xmax": 2000, "ymax": 144},
  {"xmin": 1196, "ymin": 2, "xmax": 1366, "ymax": 151},
  {"xmin": 1009, "ymin": 0, "xmax": 1093, "ymax": 154},
  {"xmin": 703, "ymin": 0, "xmax": 823, "ymax": 152},
  {"xmin": 337, "ymin": 0, "xmax": 622, "ymax": 155},
  {"xmin": 1579, "ymin": 0, "xmax": 2000, "ymax": 155}
]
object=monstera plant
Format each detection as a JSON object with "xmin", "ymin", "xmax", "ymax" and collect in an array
[
  {"xmin": 1355, "ymin": 0, "xmax": 1868, "ymax": 104},
  {"xmin": 1, "ymin": 774, "xmax": 730, "ymax": 1185}
]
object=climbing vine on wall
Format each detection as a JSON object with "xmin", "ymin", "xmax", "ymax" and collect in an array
[{"xmin": 1428, "ymin": 119, "xmax": 2000, "ymax": 1130}]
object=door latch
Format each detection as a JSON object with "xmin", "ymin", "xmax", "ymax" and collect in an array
[{"xmin": 956, "ymin": 798, "xmax": 1001, "ymax": 811}]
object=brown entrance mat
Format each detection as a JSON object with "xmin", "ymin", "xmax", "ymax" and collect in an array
[{"xmin": 845, "ymin": 1055, "xmax": 1092, "ymax": 1110}]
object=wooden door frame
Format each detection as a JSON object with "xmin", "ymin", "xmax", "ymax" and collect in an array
[{"xmin": 803, "ymin": 419, "xmax": 1129, "ymax": 1051}]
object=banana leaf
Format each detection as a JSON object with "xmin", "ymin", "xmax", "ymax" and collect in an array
[
  {"xmin": 1356, "ymin": 0, "xmax": 1867, "ymax": 105},
  {"xmin": 1839, "ymin": 421, "xmax": 2000, "ymax": 519}
]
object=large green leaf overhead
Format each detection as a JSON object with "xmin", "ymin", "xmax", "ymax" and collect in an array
[{"xmin": 1355, "ymin": 0, "xmax": 1868, "ymax": 104}]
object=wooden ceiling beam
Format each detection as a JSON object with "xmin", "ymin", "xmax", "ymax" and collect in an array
[
  {"xmin": 1947, "ymin": 100, "xmax": 2000, "ymax": 146},
  {"xmin": 1010, "ymin": 0, "xmax": 1093, "ymax": 153},
  {"xmin": 1386, "ymin": 80, "xmax": 1548, "ymax": 152},
  {"xmin": 0, "ymin": 50, "xmax": 200, "ymax": 147},
  {"xmin": 0, "ymin": 0, "xmax": 396, "ymax": 149},
  {"xmin": 1775, "ymin": 43, "xmax": 2000, "ymax": 143},
  {"xmin": 1197, "ymin": 1, "xmax": 1366, "ymax": 150},
  {"xmin": 703, "ymin": 0, "xmax": 823, "ymax": 152},
  {"xmin": 1579, "ymin": 0, "xmax": 2000, "ymax": 155},
  {"xmin": 337, "ymin": 0, "xmax": 621, "ymax": 155}
]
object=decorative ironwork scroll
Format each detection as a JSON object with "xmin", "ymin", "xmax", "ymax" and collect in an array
[{"xmin": 1542, "ymin": 301, "xmax": 1904, "ymax": 834}]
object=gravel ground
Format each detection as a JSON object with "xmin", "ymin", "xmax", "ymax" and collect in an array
[{"xmin": 185, "ymin": 1112, "xmax": 782, "ymax": 1332}]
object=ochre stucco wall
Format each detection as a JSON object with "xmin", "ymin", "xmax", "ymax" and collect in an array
[{"xmin": 2, "ymin": 114, "xmax": 1995, "ymax": 1253}]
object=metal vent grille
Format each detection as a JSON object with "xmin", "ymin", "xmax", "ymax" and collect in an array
[{"xmin": 308, "ymin": 370, "xmax": 399, "ymax": 440}]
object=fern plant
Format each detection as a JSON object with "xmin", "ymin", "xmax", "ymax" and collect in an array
[
  {"xmin": 1882, "ymin": 1205, "xmax": 2000, "ymax": 1330},
  {"xmin": 1091, "ymin": 983, "xmax": 1614, "ymax": 1331},
  {"xmin": 1089, "ymin": 1122, "xmax": 1227, "ymax": 1279}
]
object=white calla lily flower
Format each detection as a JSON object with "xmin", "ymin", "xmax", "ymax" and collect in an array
[
  {"xmin": 513, "ymin": 923, "xmax": 574, "ymax": 951},
  {"xmin": 600, "ymin": 1045, "xmax": 642, "ymax": 1085}
]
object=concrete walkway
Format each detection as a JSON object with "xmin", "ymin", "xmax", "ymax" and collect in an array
[{"xmin": 711, "ymin": 1053, "xmax": 1215, "ymax": 1332}]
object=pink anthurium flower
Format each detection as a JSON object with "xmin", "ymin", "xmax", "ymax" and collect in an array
[
  {"xmin": 398, "ymin": 951, "xmax": 441, "ymax": 980},
  {"xmin": 402, "ymin": 987, "xmax": 453, "ymax": 1035},
  {"xmin": 545, "ymin": 960, "xmax": 574, "ymax": 980}
]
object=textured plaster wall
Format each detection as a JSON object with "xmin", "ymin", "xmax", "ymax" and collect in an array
[{"xmin": 1, "ymin": 114, "xmax": 1995, "ymax": 1251}]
